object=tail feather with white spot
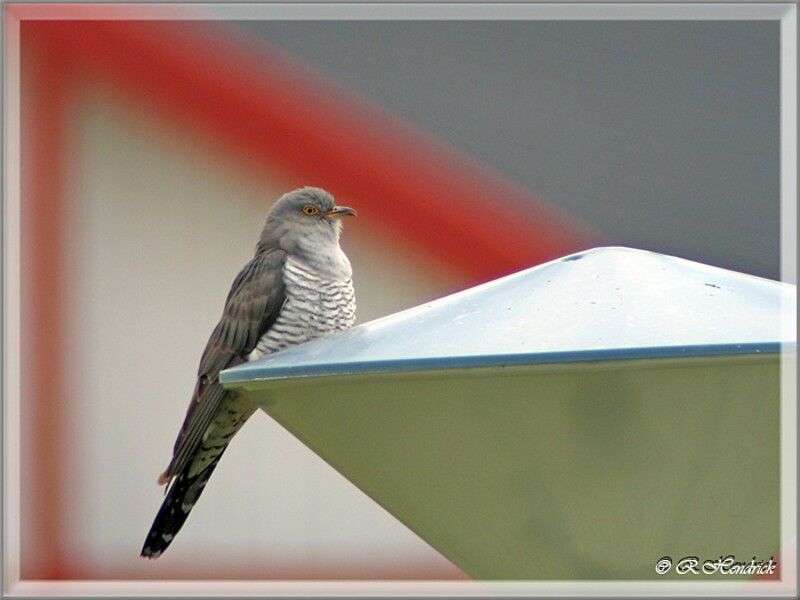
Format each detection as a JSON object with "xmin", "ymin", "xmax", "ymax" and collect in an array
[{"xmin": 140, "ymin": 450, "xmax": 226, "ymax": 559}]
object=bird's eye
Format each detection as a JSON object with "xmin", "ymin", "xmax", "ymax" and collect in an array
[{"xmin": 302, "ymin": 205, "xmax": 319, "ymax": 216}]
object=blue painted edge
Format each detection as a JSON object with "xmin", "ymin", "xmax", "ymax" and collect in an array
[{"xmin": 220, "ymin": 341, "xmax": 794, "ymax": 386}]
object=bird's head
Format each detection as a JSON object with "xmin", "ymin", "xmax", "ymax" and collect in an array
[{"xmin": 258, "ymin": 187, "xmax": 356, "ymax": 255}]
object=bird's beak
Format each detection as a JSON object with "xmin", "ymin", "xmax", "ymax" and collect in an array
[{"xmin": 325, "ymin": 206, "xmax": 357, "ymax": 218}]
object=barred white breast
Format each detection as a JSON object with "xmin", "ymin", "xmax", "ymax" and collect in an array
[{"xmin": 249, "ymin": 255, "xmax": 356, "ymax": 361}]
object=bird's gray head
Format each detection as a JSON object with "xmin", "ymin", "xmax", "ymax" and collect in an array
[{"xmin": 257, "ymin": 187, "xmax": 356, "ymax": 257}]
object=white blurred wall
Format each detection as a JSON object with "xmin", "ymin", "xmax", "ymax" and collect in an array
[{"xmin": 61, "ymin": 86, "xmax": 463, "ymax": 577}]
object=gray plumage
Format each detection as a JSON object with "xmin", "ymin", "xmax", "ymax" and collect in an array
[{"xmin": 141, "ymin": 187, "xmax": 356, "ymax": 558}]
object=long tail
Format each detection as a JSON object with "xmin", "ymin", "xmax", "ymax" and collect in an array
[{"xmin": 140, "ymin": 449, "xmax": 227, "ymax": 559}]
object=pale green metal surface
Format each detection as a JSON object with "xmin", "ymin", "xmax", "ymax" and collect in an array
[
  {"xmin": 222, "ymin": 248, "xmax": 791, "ymax": 578},
  {"xmin": 227, "ymin": 353, "xmax": 780, "ymax": 580}
]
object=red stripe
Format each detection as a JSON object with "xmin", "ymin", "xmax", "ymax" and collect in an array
[
  {"xmin": 20, "ymin": 26, "xmax": 72, "ymax": 579},
  {"xmin": 29, "ymin": 20, "xmax": 600, "ymax": 285}
]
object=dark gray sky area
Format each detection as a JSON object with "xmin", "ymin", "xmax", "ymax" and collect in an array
[{"xmin": 237, "ymin": 20, "xmax": 780, "ymax": 278}]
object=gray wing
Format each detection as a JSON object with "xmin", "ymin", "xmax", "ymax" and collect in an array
[{"xmin": 163, "ymin": 248, "xmax": 287, "ymax": 480}]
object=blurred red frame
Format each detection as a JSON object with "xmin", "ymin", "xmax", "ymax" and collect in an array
[{"xmin": 11, "ymin": 5, "xmax": 596, "ymax": 580}]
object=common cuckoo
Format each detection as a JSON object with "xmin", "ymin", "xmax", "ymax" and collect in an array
[{"xmin": 141, "ymin": 187, "xmax": 356, "ymax": 558}]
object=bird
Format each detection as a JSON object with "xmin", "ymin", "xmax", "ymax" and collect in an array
[{"xmin": 141, "ymin": 187, "xmax": 357, "ymax": 558}]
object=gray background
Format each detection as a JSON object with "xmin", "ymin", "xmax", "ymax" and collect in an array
[{"xmin": 237, "ymin": 20, "xmax": 780, "ymax": 279}]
